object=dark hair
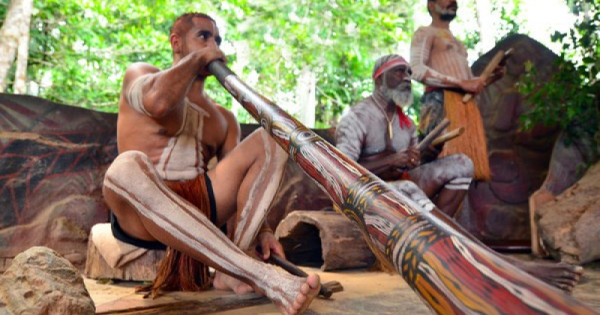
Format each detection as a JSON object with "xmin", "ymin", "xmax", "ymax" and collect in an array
[{"xmin": 170, "ymin": 12, "xmax": 215, "ymax": 36}]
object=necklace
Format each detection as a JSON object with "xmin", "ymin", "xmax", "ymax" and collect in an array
[{"xmin": 373, "ymin": 96, "xmax": 395, "ymax": 140}]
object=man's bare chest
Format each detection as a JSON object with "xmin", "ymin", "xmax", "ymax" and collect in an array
[{"xmin": 432, "ymin": 31, "xmax": 465, "ymax": 55}]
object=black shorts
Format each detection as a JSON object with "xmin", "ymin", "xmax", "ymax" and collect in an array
[{"xmin": 110, "ymin": 173, "xmax": 219, "ymax": 250}]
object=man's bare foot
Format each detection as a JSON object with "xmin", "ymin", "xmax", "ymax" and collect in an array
[
  {"xmin": 273, "ymin": 273, "xmax": 320, "ymax": 315},
  {"xmin": 504, "ymin": 255, "xmax": 583, "ymax": 293},
  {"xmin": 213, "ymin": 271, "xmax": 254, "ymax": 295}
]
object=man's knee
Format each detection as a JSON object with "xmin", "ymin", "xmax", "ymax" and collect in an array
[
  {"xmin": 390, "ymin": 180, "xmax": 422, "ymax": 195},
  {"xmin": 105, "ymin": 151, "xmax": 150, "ymax": 182},
  {"xmin": 389, "ymin": 180, "xmax": 435, "ymax": 212},
  {"xmin": 254, "ymin": 128, "xmax": 287, "ymax": 165},
  {"xmin": 103, "ymin": 151, "xmax": 152, "ymax": 210},
  {"xmin": 452, "ymin": 153, "xmax": 474, "ymax": 178}
]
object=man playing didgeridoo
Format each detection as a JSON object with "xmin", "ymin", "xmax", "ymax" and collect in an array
[
  {"xmin": 336, "ymin": 54, "xmax": 473, "ymax": 218},
  {"xmin": 102, "ymin": 12, "xmax": 319, "ymax": 314},
  {"xmin": 337, "ymin": 54, "xmax": 583, "ymax": 293}
]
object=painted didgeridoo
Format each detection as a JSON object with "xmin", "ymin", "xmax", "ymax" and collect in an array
[{"xmin": 207, "ymin": 61, "xmax": 597, "ymax": 315}]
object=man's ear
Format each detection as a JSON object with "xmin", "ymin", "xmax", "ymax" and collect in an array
[{"xmin": 170, "ymin": 34, "xmax": 182, "ymax": 54}]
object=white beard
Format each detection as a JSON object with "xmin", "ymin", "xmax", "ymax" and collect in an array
[{"xmin": 381, "ymin": 83, "xmax": 413, "ymax": 108}]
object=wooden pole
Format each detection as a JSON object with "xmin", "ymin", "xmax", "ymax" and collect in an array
[
  {"xmin": 431, "ymin": 127, "xmax": 464, "ymax": 147},
  {"xmin": 462, "ymin": 48, "xmax": 513, "ymax": 103},
  {"xmin": 416, "ymin": 118, "xmax": 450, "ymax": 152},
  {"xmin": 208, "ymin": 61, "xmax": 597, "ymax": 315}
]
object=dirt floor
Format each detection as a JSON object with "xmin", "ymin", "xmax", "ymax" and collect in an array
[{"xmin": 86, "ymin": 255, "xmax": 600, "ymax": 314}]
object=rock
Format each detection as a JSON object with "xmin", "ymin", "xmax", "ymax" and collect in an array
[
  {"xmin": 0, "ymin": 246, "xmax": 95, "ymax": 314},
  {"xmin": 538, "ymin": 162, "xmax": 600, "ymax": 264}
]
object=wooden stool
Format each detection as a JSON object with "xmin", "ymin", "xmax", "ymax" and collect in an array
[{"xmin": 84, "ymin": 223, "xmax": 165, "ymax": 281}]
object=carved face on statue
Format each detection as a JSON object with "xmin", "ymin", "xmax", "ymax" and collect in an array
[{"xmin": 380, "ymin": 65, "xmax": 413, "ymax": 108}]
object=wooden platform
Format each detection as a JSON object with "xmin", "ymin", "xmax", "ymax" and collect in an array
[{"xmin": 86, "ymin": 257, "xmax": 600, "ymax": 314}]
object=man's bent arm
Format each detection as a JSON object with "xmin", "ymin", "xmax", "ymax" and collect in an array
[
  {"xmin": 123, "ymin": 48, "xmax": 223, "ymax": 118},
  {"xmin": 359, "ymin": 152, "xmax": 408, "ymax": 176},
  {"xmin": 334, "ymin": 111, "xmax": 365, "ymax": 162}
]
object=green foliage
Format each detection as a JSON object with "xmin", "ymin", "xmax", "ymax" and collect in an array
[
  {"xmin": 517, "ymin": 0, "xmax": 599, "ymax": 144},
  {"xmin": 208, "ymin": 0, "xmax": 417, "ymax": 127},
  {"xmin": 0, "ymin": 0, "xmax": 417, "ymax": 126},
  {"xmin": 494, "ymin": 0, "xmax": 523, "ymax": 38}
]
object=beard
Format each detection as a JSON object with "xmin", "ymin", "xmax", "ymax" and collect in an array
[
  {"xmin": 381, "ymin": 83, "xmax": 413, "ymax": 108},
  {"xmin": 435, "ymin": 3, "xmax": 457, "ymax": 21}
]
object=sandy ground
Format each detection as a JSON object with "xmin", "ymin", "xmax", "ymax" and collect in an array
[{"xmin": 86, "ymin": 257, "xmax": 600, "ymax": 314}]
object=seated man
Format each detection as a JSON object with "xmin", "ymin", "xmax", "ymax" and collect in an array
[
  {"xmin": 335, "ymin": 54, "xmax": 583, "ymax": 292},
  {"xmin": 102, "ymin": 12, "xmax": 319, "ymax": 315},
  {"xmin": 335, "ymin": 54, "xmax": 473, "ymax": 217}
]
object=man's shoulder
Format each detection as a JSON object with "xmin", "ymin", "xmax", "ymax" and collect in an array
[
  {"xmin": 123, "ymin": 62, "xmax": 160, "ymax": 83},
  {"xmin": 414, "ymin": 25, "xmax": 435, "ymax": 36},
  {"xmin": 349, "ymin": 97, "xmax": 375, "ymax": 115},
  {"xmin": 213, "ymin": 101, "xmax": 236, "ymax": 121},
  {"xmin": 126, "ymin": 62, "xmax": 159, "ymax": 72},
  {"xmin": 200, "ymin": 97, "xmax": 239, "ymax": 129},
  {"xmin": 339, "ymin": 97, "xmax": 372, "ymax": 123}
]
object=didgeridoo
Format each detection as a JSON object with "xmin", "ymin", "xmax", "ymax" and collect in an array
[{"xmin": 207, "ymin": 61, "xmax": 597, "ymax": 315}]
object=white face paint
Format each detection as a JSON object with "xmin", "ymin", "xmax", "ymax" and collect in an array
[{"xmin": 381, "ymin": 82, "xmax": 413, "ymax": 108}]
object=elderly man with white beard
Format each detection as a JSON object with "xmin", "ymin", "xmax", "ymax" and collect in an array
[{"xmin": 335, "ymin": 54, "xmax": 473, "ymax": 217}]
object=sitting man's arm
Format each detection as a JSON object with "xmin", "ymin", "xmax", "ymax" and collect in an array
[
  {"xmin": 257, "ymin": 224, "xmax": 285, "ymax": 260},
  {"xmin": 336, "ymin": 110, "xmax": 419, "ymax": 177},
  {"xmin": 122, "ymin": 43, "xmax": 225, "ymax": 119},
  {"xmin": 359, "ymin": 148, "xmax": 420, "ymax": 176}
]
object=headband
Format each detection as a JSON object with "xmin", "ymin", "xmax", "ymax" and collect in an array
[{"xmin": 372, "ymin": 57, "xmax": 409, "ymax": 80}]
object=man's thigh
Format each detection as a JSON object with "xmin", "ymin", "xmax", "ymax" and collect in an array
[{"xmin": 207, "ymin": 129, "xmax": 270, "ymax": 223}]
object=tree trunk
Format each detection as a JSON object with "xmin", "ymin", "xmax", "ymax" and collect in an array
[
  {"xmin": 474, "ymin": 0, "xmax": 494, "ymax": 55},
  {"xmin": 295, "ymin": 67, "xmax": 316, "ymax": 128},
  {"xmin": 0, "ymin": 0, "xmax": 34, "ymax": 93}
]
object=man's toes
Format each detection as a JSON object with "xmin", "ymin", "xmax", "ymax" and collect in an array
[
  {"xmin": 558, "ymin": 284, "xmax": 573, "ymax": 293},
  {"xmin": 307, "ymin": 274, "xmax": 321, "ymax": 289},
  {"xmin": 300, "ymin": 283, "xmax": 310, "ymax": 294},
  {"xmin": 572, "ymin": 265, "xmax": 584, "ymax": 274},
  {"xmin": 295, "ymin": 292, "xmax": 307, "ymax": 304}
]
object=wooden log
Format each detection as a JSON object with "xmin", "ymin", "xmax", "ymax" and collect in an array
[
  {"xmin": 208, "ymin": 60, "xmax": 598, "ymax": 314},
  {"xmin": 84, "ymin": 224, "xmax": 165, "ymax": 282},
  {"xmin": 275, "ymin": 211, "xmax": 376, "ymax": 271}
]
